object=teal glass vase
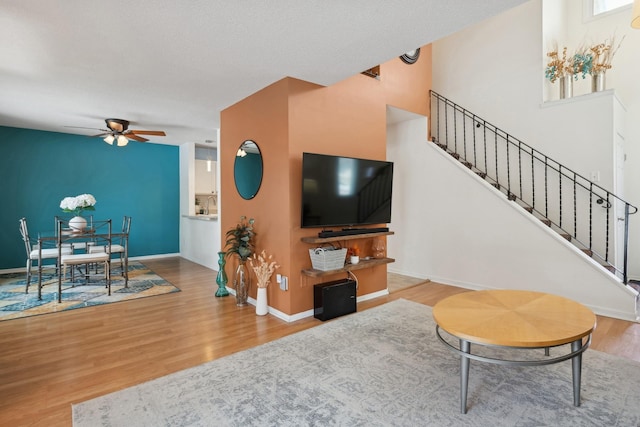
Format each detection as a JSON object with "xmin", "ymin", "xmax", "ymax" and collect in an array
[{"xmin": 215, "ymin": 251, "xmax": 229, "ymax": 297}]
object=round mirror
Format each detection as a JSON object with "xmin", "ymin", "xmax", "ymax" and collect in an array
[{"xmin": 234, "ymin": 140, "xmax": 263, "ymax": 200}]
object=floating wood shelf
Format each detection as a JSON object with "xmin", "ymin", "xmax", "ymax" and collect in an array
[
  {"xmin": 301, "ymin": 257, "xmax": 395, "ymax": 277},
  {"xmin": 301, "ymin": 231, "xmax": 394, "ymax": 244}
]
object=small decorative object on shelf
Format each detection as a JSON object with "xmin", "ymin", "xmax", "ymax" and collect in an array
[
  {"xmin": 215, "ymin": 251, "xmax": 229, "ymax": 297},
  {"xmin": 372, "ymin": 237, "xmax": 386, "ymax": 259},
  {"xmin": 309, "ymin": 247, "xmax": 347, "ymax": 271},
  {"xmin": 348, "ymin": 244, "xmax": 360, "ymax": 265},
  {"xmin": 249, "ymin": 250, "xmax": 279, "ymax": 316},
  {"xmin": 225, "ymin": 216, "xmax": 255, "ymax": 306},
  {"xmin": 60, "ymin": 193, "xmax": 96, "ymax": 231}
]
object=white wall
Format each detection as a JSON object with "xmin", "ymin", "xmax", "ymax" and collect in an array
[
  {"xmin": 387, "ymin": 117, "xmax": 636, "ymax": 320},
  {"xmin": 179, "ymin": 142, "xmax": 221, "ymax": 271},
  {"xmin": 563, "ymin": 0, "xmax": 640, "ymax": 280},
  {"xmin": 432, "ymin": 0, "xmax": 640, "ymax": 280}
]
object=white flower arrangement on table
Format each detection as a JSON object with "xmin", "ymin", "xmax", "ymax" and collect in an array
[
  {"xmin": 249, "ymin": 250, "xmax": 280, "ymax": 288},
  {"xmin": 60, "ymin": 193, "xmax": 96, "ymax": 217}
]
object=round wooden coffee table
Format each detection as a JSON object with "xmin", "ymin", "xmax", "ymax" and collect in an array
[{"xmin": 432, "ymin": 289, "xmax": 596, "ymax": 414}]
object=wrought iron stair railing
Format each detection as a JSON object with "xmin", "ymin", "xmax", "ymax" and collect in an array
[{"xmin": 430, "ymin": 90, "xmax": 637, "ymax": 283}]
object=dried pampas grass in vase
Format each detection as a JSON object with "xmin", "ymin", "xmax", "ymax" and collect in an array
[{"xmin": 249, "ymin": 250, "xmax": 280, "ymax": 316}]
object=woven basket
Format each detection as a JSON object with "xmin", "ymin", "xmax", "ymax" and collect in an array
[{"xmin": 309, "ymin": 247, "xmax": 347, "ymax": 271}]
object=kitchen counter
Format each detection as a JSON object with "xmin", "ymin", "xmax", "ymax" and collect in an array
[{"xmin": 182, "ymin": 214, "xmax": 218, "ymax": 221}]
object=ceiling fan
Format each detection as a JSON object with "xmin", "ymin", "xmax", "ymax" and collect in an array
[{"xmin": 68, "ymin": 118, "xmax": 166, "ymax": 146}]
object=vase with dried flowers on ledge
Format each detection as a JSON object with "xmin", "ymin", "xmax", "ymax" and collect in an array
[
  {"xmin": 60, "ymin": 193, "xmax": 96, "ymax": 231},
  {"xmin": 249, "ymin": 250, "xmax": 279, "ymax": 315},
  {"xmin": 225, "ymin": 216, "xmax": 255, "ymax": 306},
  {"xmin": 545, "ymin": 46, "xmax": 573, "ymax": 99},
  {"xmin": 589, "ymin": 35, "xmax": 624, "ymax": 93},
  {"xmin": 545, "ymin": 46, "xmax": 593, "ymax": 99}
]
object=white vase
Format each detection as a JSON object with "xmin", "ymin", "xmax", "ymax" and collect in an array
[
  {"xmin": 256, "ymin": 287, "xmax": 268, "ymax": 316},
  {"xmin": 69, "ymin": 216, "xmax": 87, "ymax": 231}
]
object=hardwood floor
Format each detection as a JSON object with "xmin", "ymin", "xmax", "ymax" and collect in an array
[{"xmin": 1, "ymin": 257, "xmax": 638, "ymax": 426}]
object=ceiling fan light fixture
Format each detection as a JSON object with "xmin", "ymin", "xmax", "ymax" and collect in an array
[
  {"xmin": 105, "ymin": 118, "xmax": 129, "ymax": 133},
  {"xmin": 104, "ymin": 134, "xmax": 115, "ymax": 145},
  {"xmin": 116, "ymin": 135, "xmax": 129, "ymax": 146}
]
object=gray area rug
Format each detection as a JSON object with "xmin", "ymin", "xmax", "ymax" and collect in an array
[{"xmin": 72, "ymin": 299, "xmax": 640, "ymax": 426}]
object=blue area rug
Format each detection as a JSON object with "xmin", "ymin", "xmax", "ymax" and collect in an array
[{"xmin": 0, "ymin": 261, "xmax": 179, "ymax": 321}]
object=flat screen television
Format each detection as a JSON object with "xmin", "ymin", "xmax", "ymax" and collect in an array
[{"xmin": 301, "ymin": 152, "xmax": 394, "ymax": 228}]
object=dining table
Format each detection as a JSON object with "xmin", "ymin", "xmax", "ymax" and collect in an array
[{"xmin": 36, "ymin": 219, "xmax": 116, "ymax": 302}]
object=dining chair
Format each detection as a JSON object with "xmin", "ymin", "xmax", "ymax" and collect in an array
[
  {"xmin": 19, "ymin": 217, "xmax": 72, "ymax": 294},
  {"xmin": 57, "ymin": 218, "xmax": 111, "ymax": 303},
  {"xmin": 88, "ymin": 216, "xmax": 130, "ymax": 286}
]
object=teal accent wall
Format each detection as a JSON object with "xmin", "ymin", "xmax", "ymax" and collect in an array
[{"xmin": 0, "ymin": 126, "xmax": 180, "ymax": 269}]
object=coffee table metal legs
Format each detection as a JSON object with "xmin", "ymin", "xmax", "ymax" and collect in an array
[
  {"xmin": 456, "ymin": 337, "xmax": 585, "ymax": 413},
  {"xmin": 460, "ymin": 339, "xmax": 471, "ymax": 414},
  {"xmin": 571, "ymin": 339, "xmax": 582, "ymax": 407}
]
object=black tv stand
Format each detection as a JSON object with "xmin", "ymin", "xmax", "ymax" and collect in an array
[{"xmin": 318, "ymin": 227, "xmax": 389, "ymax": 238}]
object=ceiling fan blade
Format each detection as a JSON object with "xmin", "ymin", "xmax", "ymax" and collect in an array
[
  {"xmin": 129, "ymin": 130, "xmax": 166, "ymax": 136},
  {"xmin": 127, "ymin": 133, "xmax": 148, "ymax": 142},
  {"xmin": 91, "ymin": 132, "xmax": 110, "ymax": 138},
  {"xmin": 65, "ymin": 126, "xmax": 109, "ymax": 132}
]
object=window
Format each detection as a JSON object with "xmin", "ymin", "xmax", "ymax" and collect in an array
[{"xmin": 592, "ymin": 0, "xmax": 632, "ymax": 16}]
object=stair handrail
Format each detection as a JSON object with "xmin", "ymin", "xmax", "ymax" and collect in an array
[{"xmin": 430, "ymin": 90, "xmax": 638, "ymax": 283}]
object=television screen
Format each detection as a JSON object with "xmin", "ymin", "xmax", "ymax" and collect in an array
[{"xmin": 301, "ymin": 152, "xmax": 393, "ymax": 228}]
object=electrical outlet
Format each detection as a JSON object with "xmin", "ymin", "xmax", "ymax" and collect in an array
[
  {"xmin": 280, "ymin": 276, "xmax": 288, "ymax": 291},
  {"xmin": 276, "ymin": 274, "xmax": 282, "ymax": 283}
]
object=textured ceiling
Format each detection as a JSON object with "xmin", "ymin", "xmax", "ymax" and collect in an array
[{"xmin": 0, "ymin": 0, "xmax": 527, "ymax": 146}]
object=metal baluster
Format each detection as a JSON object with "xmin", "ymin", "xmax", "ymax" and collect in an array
[
  {"xmin": 436, "ymin": 93, "xmax": 441, "ymax": 144},
  {"xmin": 531, "ymin": 148, "xmax": 536, "ymax": 210},
  {"xmin": 494, "ymin": 131, "xmax": 499, "ymax": 185},
  {"xmin": 559, "ymin": 164, "xmax": 563, "ymax": 229},
  {"xmin": 473, "ymin": 115, "xmax": 478, "ymax": 167},
  {"xmin": 444, "ymin": 97, "xmax": 449, "ymax": 149},
  {"xmin": 462, "ymin": 108, "xmax": 467, "ymax": 159},
  {"xmin": 453, "ymin": 103, "xmax": 458, "ymax": 154},
  {"xmin": 623, "ymin": 203, "xmax": 630, "ymax": 283},
  {"xmin": 517, "ymin": 141, "xmax": 522, "ymax": 200},
  {"xmin": 506, "ymin": 134, "xmax": 511, "ymax": 196},
  {"xmin": 573, "ymin": 172, "xmax": 577, "ymax": 239},
  {"xmin": 589, "ymin": 183, "xmax": 593, "ymax": 249},
  {"xmin": 544, "ymin": 156, "xmax": 549, "ymax": 219},
  {"xmin": 483, "ymin": 120, "xmax": 488, "ymax": 173},
  {"xmin": 605, "ymin": 193, "xmax": 610, "ymax": 262}
]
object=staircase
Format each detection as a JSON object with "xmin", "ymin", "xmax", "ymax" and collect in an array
[{"xmin": 430, "ymin": 91, "xmax": 637, "ymax": 283}]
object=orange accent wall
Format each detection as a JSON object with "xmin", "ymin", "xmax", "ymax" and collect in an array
[{"xmin": 221, "ymin": 44, "xmax": 432, "ymax": 316}]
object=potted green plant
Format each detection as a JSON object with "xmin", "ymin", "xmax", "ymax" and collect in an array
[{"xmin": 225, "ymin": 216, "xmax": 255, "ymax": 306}]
